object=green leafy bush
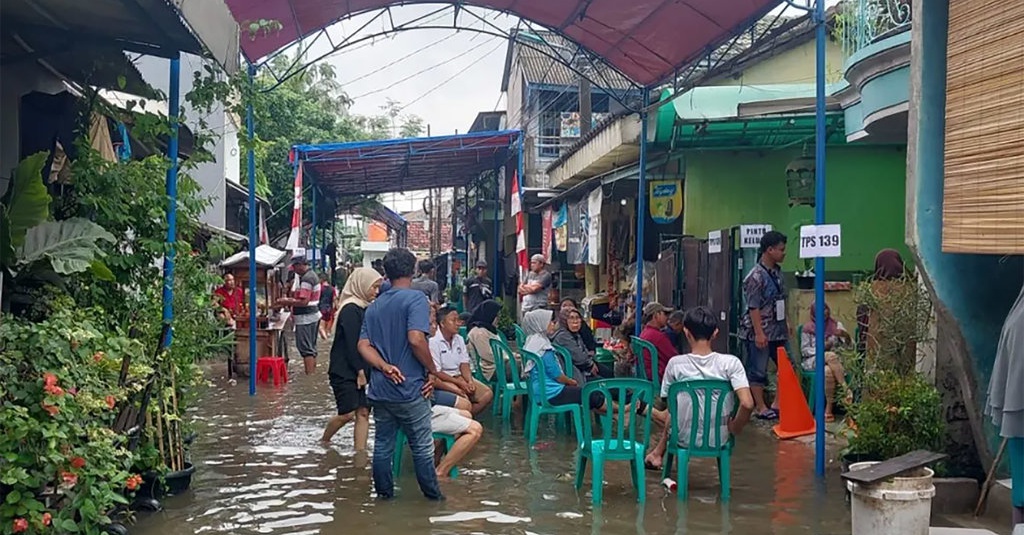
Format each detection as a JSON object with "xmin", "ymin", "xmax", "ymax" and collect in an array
[
  {"xmin": 0, "ymin": 308, "xmax": 151, "ymax": 534},
  {"xmin": 846, "ymin": 371, "xmax": 944, "ymax": 460}
]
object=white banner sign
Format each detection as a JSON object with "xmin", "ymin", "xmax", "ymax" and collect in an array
[
  {"xmin": 587, "ymin": 187, "xmax": 603, "ymax": 265},
  {"xmin": 708, "ymin": 230, "xmax": 722, "ymax": 254},
  {"xmin": 739, "ymin": 224, "xmax": 772, "ymax": 249},
  {"xmin": 799, "ymin": 224, "xmax": 843, "ymax": 258}
]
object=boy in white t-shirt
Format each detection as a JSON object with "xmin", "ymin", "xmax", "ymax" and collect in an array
[{"xmin": 644, "ymin": 307, "xmax": 755, "ymax": 470}]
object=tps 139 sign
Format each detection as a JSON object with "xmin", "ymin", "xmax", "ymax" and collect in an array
[{"xmin": 799, "ymin": 224, "xmax": 842, "ymax": 258}]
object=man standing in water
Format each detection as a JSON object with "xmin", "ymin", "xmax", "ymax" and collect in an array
[
  {"xmin": 358, "ymin": 247, "xmax": 444, "ymax": 501},
  {"xmin": 739, "ymin": 230, "xmax": 789, "ymax": 420},
  {"xmin": 274, "ymin": 255, "xmax": 321, "ymax": 375}
]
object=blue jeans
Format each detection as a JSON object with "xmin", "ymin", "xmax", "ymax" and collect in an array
[{"xmin": 370, "ymin": 397, "xmax": 444, "ymax": 501}]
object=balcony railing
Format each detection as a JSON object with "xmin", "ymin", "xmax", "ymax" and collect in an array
[{"xmin": 836, "ymin": 0, "xmax": 913, "ymax": 58}]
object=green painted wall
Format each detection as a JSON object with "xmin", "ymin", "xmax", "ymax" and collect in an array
[{"xmin": 682, "ymin": 145, "xmax": 909, "ymax": 272}]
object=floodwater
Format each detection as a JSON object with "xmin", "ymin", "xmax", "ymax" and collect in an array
[{"xmin": 133, "ymin": 357, "xmax": 852, "ymax": 535}]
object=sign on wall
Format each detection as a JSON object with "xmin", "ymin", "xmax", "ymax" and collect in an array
[
  {"xmin": 799, "ymin": 224, "xmax": 843, "ymax": 258},
  {"xmin": 560, "ymin": 112, "xmax": 610, "ymax": 138},
  {"xmin": 649, "ymin": 180, "xmax": 683, "ymax": 224},
  {"xmin": 739, "ymin": 224, "xmax": 773, "ymax": 249},
  {"xmin": 708, "ymin": 230, "xmax": 722, "ymax": 254}
]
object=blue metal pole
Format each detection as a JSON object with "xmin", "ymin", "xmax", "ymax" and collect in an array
[
  {"xmin": 312, "ymin": 186, "xmax": 317, "ymax": 267},
  {"xmin": 634, "ymin": 89, "xmax": 650, "ymax": 336},
  {"xmin": 247, "ymin": 63, "xmax": 258, "ymax": 397},
  {"xmin": 813, "ymin": 0, "xmax": 828, "ymax": 477},
  {"xmin": 162, "ymin": 54, "xmax": 180, "ymax": 348}
]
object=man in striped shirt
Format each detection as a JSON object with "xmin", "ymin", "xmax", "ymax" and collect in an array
[{"xmin": 276, "ymin": 255, "xmax": 322, "ymax": 375}]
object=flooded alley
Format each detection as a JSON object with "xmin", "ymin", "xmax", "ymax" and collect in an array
[{"xmin": 132, "ymin": 364, "xmax": 852, "ymax": 535}]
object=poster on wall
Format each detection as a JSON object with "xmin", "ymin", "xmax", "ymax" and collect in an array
[
  {"xmin": 560, "ymin": 112, "xmax": 611, "ymax": 137},
  {"xmin": 649, "ymin": 180, "xmax": 682, "ymax": 224},
  {"xmin": 553, "ymin": 203, "xmax": 568, "ymax": 252},
  {"xmin": 542, "ymin": 207, "xmax": 554, "ymax": 263},
  {"xmin": 567, "ymin": 201, "xmax": 585, "ymax": 264},
  {"xmin": 587, "ymin": 187, "xmax": 603, "ymax": 265}
]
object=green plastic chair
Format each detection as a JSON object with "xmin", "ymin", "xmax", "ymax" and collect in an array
[
  {"xmin": 489, "ymin": 338, "xmax": 529, "ymax": 420},
  {"xmin": 551, "ymin": 344, "xmax": 576, "ymax": 378},
  {"xmin": 630, "ymin": 336, "xmax": 661, "ymax": 387},
  {"xmin": 393, "ymin": 429, "xmax": 458, "ymax": 478},
  {"xmin": 575, "ymin": 378, "xmax": 654, "ymax": 505},
  {"xmin": 520, "ymin": 350, "xmax": 583, "ymax": 447},
  {"xmin": 661, "ymin": 379, "xmax": 737, "ymax": 500},
  {"xmin": 514, "ymin": 324, "xmax": 526, "ymax": 348},
  {"xmin": 458, "ymin": 325, "xmax": 468, "ymax": 343},
  {"xmin": 465, "ymin": 335, "xmax": 489, "ymax": 384}
]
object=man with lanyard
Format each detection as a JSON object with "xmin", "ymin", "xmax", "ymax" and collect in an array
[
  {"xmin": 275, "ymin": 254, "xmax": 322, "ymax": 375},
  {"xmin": 739, "ymin": 230, "xmax": 789, "ymax": 420},
  {"xmin": 462, "ymin": 259, "xmax": 493, "ymax": 313}
]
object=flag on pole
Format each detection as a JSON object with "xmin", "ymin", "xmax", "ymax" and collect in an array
[
  {"xmin": 511, "ymin": 172, "xmax": 528, "ymax": 279},
  {"xmin": 259, "ymin": 206, "xmax": 269, "ymax": 245},
  {"xmin": 285, "ymin": 162, "xmax": 303, "ymax": 251}
]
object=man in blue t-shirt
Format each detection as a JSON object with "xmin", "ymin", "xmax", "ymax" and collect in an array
[{"xmin": 358, "ymin": 247, "xmax": 444, "ymax": 501}]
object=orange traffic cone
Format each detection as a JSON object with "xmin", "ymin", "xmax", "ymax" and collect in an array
[{"xmin": 772, "ymin": 347, "xmax": 816, "ymax": 440}]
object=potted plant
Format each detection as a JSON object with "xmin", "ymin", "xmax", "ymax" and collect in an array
[
  {"xmin": 791, "ymin": 221, "xmax": 815, "ymax": 289},
  {"xmin": 841, "ymin": 271, "xmax": 941, "ymax": 533}
]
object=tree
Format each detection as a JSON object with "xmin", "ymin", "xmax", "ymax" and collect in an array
[{"xmin": 188, "ymin": 54, "xmax": 429, "ymax": 239}]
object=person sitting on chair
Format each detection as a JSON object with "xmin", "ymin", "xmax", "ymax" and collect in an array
[
  {"xmin": 430, "ymin": 305, "xmax": 493, "ymax": 416},
  {"xmin": 644, "ymin": 307, "xmax": 754, "ymax": 470}
]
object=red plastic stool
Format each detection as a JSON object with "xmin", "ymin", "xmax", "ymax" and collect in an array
[{"xmin": 256, "ymin": 357, "xmax": 288, "ymax": 386}]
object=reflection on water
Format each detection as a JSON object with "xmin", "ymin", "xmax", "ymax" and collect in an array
[{"xmin": 132, "ymin": 368, "xmax": 851, "ymax": 535}]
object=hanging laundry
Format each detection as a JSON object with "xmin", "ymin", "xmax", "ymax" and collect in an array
[{"xmin": 554, "ymin": 203, "xmax": 568, "ymax": 252}]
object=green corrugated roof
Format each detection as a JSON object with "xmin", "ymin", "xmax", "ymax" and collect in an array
[{"xmin": 671, "ymin": 84, "xmax": 842, "ymax": 120}]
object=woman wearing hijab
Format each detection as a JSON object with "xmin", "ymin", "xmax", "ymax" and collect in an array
[
  {"xmin": 559, "ymin": 298, "xmax": 596, "ymax": 351},
  {"xmin": 857, "ymin": 249, "xmax": 917, "ymax": 369},
  {"xmin": 321, "ymin": 268, "xmax": 382, "ymax": 448},
  {"xmin": 465, "ymin": 300, "xmax": 504, "ymax": 382},
  {"xmin": 553, "ymin": 308, "xmax": 613, "ymax": 383},
  {"xmin": 521, "ymin": 309, "xmax": 611, "ymax": 414},
  {"xmin": 800, "ymin": 302, "xmax": 852, "ymax": 422}
]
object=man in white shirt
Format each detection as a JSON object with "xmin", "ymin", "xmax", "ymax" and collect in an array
[
  {"xmin": 430, "ymin": 305, "xmax": 494, "ymax": 416},
  {"xmin": 644, "ymin": 306, "xmax": 755, "ymax": 470}
]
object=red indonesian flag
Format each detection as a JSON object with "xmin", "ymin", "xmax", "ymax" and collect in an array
[
  {"xmin": 511, "ymin": 172, "xmax": 528, "ymax": 278},
  {"xmin": 285, "ymin": 162, "xmax": 303, "ymax": 251}
]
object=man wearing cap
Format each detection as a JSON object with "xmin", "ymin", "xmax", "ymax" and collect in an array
[
  {"xmin": 275, "ymin": 254, "xmax": 322, "ymax": 375},
  {"xmin": 639, "ymin": 302, "xmax": 678, "ymax": 383},
  {"xmin": 518, "ymin": 254, "xmax": 552, "ymax": 313},
  {"xmin": 462, "ymin": 259, "xmax": 493, "ymax": 313}
]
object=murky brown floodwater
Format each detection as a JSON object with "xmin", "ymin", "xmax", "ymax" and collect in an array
[{"xmin": 133, "ymin": 351, "xmax": 852, "ymax": 535}]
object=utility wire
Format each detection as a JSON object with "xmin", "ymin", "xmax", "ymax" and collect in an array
[
  {"xmin": 397, "ymin": 40, "xmax": 505, "ymax": 112},
  {"xmin": 342, "ymin": 32, "xmax": 460, "ymax": 86},
  {"xmin": 350, "ymin": 39, "xmax": 493, "ymax": 100}
]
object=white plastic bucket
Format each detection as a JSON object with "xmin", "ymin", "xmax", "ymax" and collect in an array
[{"xmin": 847, "ymin": 461, "xmax": 936, "ymax": 535}]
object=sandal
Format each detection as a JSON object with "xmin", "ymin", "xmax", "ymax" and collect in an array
[{"xmin": 755, "ymin": 408, "xmax": 779, "ymax": 420}]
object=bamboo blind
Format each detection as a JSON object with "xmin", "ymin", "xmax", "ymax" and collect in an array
[{"xmin": 943, "ymin": 0, "xmax": 1024, "ymax": 254}]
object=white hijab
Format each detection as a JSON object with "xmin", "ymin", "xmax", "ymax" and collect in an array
[{"xmin": 521, "ymin": 309, "xmax": 555, "ymax": 374}]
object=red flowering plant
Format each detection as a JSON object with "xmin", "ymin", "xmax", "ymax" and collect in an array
[{"xmin": 0, "ymin": 308, "xmax": 150, "ymax": 534}]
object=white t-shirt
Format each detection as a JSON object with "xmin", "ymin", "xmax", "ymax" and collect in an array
[
  {"xmin": 660, "ymin": 352, "xmax": 749, "ymax": 449},
  {"xmin": 429, "ymin": 331, "xmax": 471, "ymax": 377}
]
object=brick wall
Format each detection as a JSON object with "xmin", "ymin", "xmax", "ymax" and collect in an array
[{"xmin": 405, "ymin": 220, "xmax": 452, "ymax": 255}]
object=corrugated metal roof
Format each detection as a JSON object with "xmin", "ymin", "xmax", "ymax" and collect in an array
[{"xmin": 509, "ymin": 31, "xmax": 635, "ymax": 90}]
